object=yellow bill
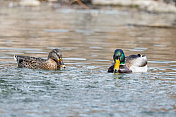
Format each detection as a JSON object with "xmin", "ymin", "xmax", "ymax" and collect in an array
[
  {"xmin": 58, "ymin": 58, "xmax": 62, "ymax": 62},
  {"xmin": 58, "ymin": 58, "xmax": 65, "ymax": 68},
  {"xmin": 114, "ymin": 59, "xmax": 120, "ymax": 73}
]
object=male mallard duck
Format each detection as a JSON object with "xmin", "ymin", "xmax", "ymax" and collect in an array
[
  {"xmin": 14, "ymin": 49, "xmax": 65, "ymax": 70},
  {"xmin": 108, "ymin": 49, "xmax": 147, "ymax": 73}
]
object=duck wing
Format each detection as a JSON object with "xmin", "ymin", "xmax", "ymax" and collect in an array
[
  {"xmin": 125, "ymin": 54, "xmax": 147, "ymax": 67},
  {"xmin": 14, "ymin": 55, "xmax": 46, "ymax": 69}
]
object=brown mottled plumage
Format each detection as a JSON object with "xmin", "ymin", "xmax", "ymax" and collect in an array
[{"xmin": 14, "ymin": 49, "xmax": 65, "ymax": 70}]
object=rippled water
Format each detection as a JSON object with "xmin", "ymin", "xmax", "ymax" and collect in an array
[{"xmin": 0, "ymin": 2, "xmax": 176, "ymax": 117}]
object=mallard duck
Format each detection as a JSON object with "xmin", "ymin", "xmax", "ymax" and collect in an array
[
  {"xmin": 14, "ymin": 49, "xmax": 65, "ymax": 70},
  {"xmin": 108, "ymin": 49, "xmax": 147, "ymax": 73}
]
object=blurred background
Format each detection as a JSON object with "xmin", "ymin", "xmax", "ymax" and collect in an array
[{"xmin": 0, "ymin": 0, "xmax": 176, "ymax": 117}]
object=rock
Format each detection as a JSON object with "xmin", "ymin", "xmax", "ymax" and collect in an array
[
  {"xmin": 47, "ymin": 0, "xmax": 58, "ymax": 2},
  {"xmin": 92, "ymin": 0, "xmax": 176, "ymax": 13},
  {"xmin": 20, "ymin": 0, "xmax": 40, "ymax": 7},
  {"xmin": 92, "ymin": 0, "xmax": 133, "ymax": 6}
]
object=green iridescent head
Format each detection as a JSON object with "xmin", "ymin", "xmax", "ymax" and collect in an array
[{"xmin": 113, "ymin": 49, "xmax": 125, "ymax": 64}]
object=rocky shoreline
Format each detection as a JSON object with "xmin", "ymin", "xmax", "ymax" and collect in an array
[
  {"xmin": 3, "ymin": 0, "xmax": 176, "ymax": 13},
  {"xmin": 92, "ymin": 0, "xmax": 176, "ymax": 13}
]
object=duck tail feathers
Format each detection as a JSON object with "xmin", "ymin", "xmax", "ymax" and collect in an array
[
  {"xmin": 14, "ymin": 55, "xmax": 17, "ymax": 61},
  {"xmin": 14, "ymin": 55, "xmax": 21, "ymax": 63}
]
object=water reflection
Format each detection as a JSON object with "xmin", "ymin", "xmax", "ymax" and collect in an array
[{"xmin": 0, "ymin": 3, "xmax": 176, "ymax": 117}]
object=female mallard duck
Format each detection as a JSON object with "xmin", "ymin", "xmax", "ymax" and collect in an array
[
  {"xmin": 14, "ymin": 49, "xmax": 65, "ymax": 70},
  {"xmin": 108, "ymin": 49, "xmax": 147, "ymax": 73}
]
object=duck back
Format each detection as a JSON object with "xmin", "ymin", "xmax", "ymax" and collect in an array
[
  {"xmin": 14, "ymin": 55, "xmax": 46, "ymax": 69},
  {"xmin": 125, "ymin": 54, "xmax": 148, "ymax": 72}
]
